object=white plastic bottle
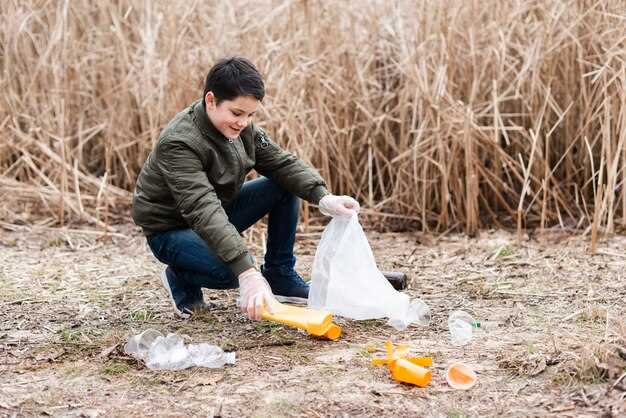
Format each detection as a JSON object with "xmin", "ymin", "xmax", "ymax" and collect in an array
[{"xmin": 448, "ymin": 310, "xmax": 477, "ymax": 346}]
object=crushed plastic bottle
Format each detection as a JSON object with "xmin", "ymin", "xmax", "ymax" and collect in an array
[
  {"xmin": 448, "ymin": 310, "xmax": 479, "ymax": 346},
  {"xmin": 124, "ymin": 329, "xmax": 235, "ymax": 370},
  {"xmin": 146, "ymin": 334, "xmax": 193, "ymax": 370},
  {"xmin": 124, "ymin": 328, "xmax": 162, "ymax": 361},
  {"xmin": 187, "ymin": 343, "xmax": 236, "ymax": 368}
]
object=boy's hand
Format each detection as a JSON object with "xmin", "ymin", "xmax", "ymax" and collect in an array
[
  {"xmin": 238, "ymin": 268, "xmax": 275, "ymax": 320},
  {"xmin": 319, "ymin": 194, "xmax": 360, "ymax": 218}
]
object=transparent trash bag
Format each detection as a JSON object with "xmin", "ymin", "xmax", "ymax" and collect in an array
[
  {"xmin": 309, "ymin": 214, "xmax": 430, "ymax": 330},
  {"xmin": 124, "ymin": 329, "xmax": 236, "ymax": 370}
]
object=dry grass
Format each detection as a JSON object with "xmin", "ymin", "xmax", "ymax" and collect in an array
[
  {"xmin": 1, "ymin": 0, "xmax": 625, "ymax": 238},
  {"xmin": 1, "ymin": 227, "xmax": 625, "ymax": 416}
]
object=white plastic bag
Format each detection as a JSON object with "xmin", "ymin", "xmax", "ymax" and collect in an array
[
  {"xmin": 124, "ymin": 329, "xmax": 236, "ymax": 370},
  {"xmin": 309, "ymin": 214, "xmax": 430, "ymax": 330}
]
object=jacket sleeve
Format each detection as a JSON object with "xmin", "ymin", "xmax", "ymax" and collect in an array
[
  {"xmin": 155, "ymin": 139, "xmax": 254, "ymax": 276},
  {"xmin": 252, "ymin": 127, "xmax": 329, "ymax": 204}
]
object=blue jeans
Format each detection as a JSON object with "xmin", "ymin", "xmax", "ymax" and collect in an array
[{"xmin": 146, "ymin": 177, "xmax": 299, "ymax": 290}]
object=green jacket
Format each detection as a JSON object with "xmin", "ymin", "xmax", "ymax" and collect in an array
[{"xmin": 131, "ymin": 100, "xmax": 329, "ymax": 276}]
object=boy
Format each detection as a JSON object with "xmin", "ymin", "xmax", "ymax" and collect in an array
[{"xmin": 131, "ymin": 57, "xmax": 360, "ymax": 321}]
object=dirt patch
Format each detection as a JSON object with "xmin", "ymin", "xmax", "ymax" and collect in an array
[{"xmin": 1, "ymin": 225, "xmax": 625, "ymax": 417}]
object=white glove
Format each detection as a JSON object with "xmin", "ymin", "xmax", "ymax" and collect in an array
[
  {"xmin": 238, "ymin": 268, "xmax": 275, "ymax": 320},
  {"xmin": 318, "ymin": 194, "xmax": 360, "ymax": 218}
]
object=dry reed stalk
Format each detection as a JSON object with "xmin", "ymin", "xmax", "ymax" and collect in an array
[
  {"xmin": 464, "ymin": 108, "xmax": 477, "ymax": 236},
  {"xmin": 591, "ymin": 183, "xmax": 604, "ymax": 254}
]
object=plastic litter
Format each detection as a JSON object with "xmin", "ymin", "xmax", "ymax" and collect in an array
[
  {"xmin": 124, "ymin": 329, "xmax": 235, "ymax": 370},
  {"xmin": 261, "ymin": 300, "xmax": 341, "ymax": 340},
  {"xmin": 371, "ymin": 341, "xmax": 433, "ymax": 387},
  {"xmin": 448, "ymin": 310, "xmax": 479, "ymax": 346},
  {"xmin": 309, "ymin": 214, "xmax": 430, "ymax": 330},
  {"xmin": 446, "ymin": 362, "xmax": 478, "ymax": 390},
  {"xmin": 124, "ymin": 328, "xmax": 162, "ymax": 358}
]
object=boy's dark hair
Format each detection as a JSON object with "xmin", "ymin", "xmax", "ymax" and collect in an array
[{"xmin": 203, "ymin": 57, "xmax": 265, "ymax": 105}]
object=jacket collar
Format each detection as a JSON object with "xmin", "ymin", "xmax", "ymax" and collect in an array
[{"xmin": 192, "ymin": 99, "xmax": 227, "ymax": 141}]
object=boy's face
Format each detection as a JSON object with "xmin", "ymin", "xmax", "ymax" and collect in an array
[{"xmin": 205, "ymin": 92, "xmax": 260, "ymax": 140}]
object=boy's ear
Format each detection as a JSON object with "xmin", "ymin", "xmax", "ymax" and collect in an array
[{"xmin": 204, "ymin": 91, "xmax": 216, "ymax": 109}]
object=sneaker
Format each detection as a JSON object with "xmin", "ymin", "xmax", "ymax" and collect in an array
[
  {"xmin": 260, "ymin": 264, "xmax": 310, "ymax": 300},
  {"xmin": 160, "ymin": 267, "xmax": 206, "ymax": 319}
]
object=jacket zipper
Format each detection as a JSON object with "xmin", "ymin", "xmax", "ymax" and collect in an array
[{"xmin": 229, "ymin": 138, "xmax": 244, "ymax": 183}]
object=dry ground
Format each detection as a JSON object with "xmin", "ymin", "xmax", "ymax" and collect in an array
[{"xmin": 1, "ymin": 223, "xmax": 625, "ymax": 417}]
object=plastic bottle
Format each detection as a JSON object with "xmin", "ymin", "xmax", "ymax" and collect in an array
[
  {"xmin": 124, "ymin": 330, "xmax": 236, "ymax": 370},
  {"xmin": 448, "ymin": 310, "xmax": 478, "ymax": 346},
  {"xmin": 187, "ymin": 344, "xmax": 236, "ymax": 369},
  {"xmin": 147, "ymin": 334, "xmax": 191, "ymax": 370},
  {"xmin": 124, "ymin": 328, "xmax": 162, "ymax": 361},
  {"xmin": 261, "ymin": 301, "xmax": 341, "ymax": 340}
]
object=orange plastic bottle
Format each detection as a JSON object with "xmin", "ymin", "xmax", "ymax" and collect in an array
[
  {"xmin": 261, "ymin": 301, "xmax": 341, "ymax": 340},
  {"xmin": 371, "ymin": 341, "xmax": 432, "ymax": 387}
]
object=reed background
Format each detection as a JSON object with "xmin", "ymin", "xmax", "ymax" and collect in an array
[{"xmin": 1, "ymin": 0, "xmax": 625, "ymax": 240}]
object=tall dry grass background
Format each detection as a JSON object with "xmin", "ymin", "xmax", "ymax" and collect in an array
[{"xmin": 1, "ymin": 0, "xmax": 625, "ymax": 242}]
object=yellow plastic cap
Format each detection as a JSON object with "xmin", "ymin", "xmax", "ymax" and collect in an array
[{"xmin": 446, "ymin": 362, "xmax": 477, "ymax": 390}]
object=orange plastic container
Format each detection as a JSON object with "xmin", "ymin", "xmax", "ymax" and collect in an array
[
  {"xmin": 446, "ymin": 362, "xmax": 477, "ymax": 390},
  {"xmin": 371, "ymin": 341, "xmax": 432, "ymax": 387},
  {"xmin": 261, "ymin": 301, "xmax": 341, "ymax": 340}
]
